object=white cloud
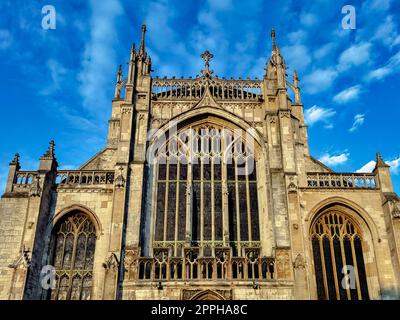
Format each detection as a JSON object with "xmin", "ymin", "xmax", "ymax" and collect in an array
[
  {"xmin": 388, "ymin": 157, "xmax": 400, "ymax": 175},
  {"xmin": 0, "ymin": 29, "xmax": 12, "ymax": 49},
  {"xmin": 78, "ymin": 0, "xmax": 123, "ymax": 118},
  {"xmin": 367, "ymin": 67, "xmax": 392, "ymax": 80},
  {"xmin": 356, "ymin": 157, "xmax": 400, "ymax": 175},
  {"xmin": 302, "ymin": 68, "xmax": 338, "ymax": 94},
  {"xmin": 338, "ymin": 42, "xmax": 372, "ymax": 71},
  {"xmin": 366, "ymin": 51, "xmax": 400, "ymax": 81},
  {"xmin": 319, "ymin": 153, "xmax": 349, "ymax": 167},
  {"xmin": 314, "ymin": 42, "xmax": 336, "ymax": 60},
  {"xmin": 373, "ymin": 15, "xmax": 399, "ymax": 47},
  {"xmin": 287, "ymin": 30, "xmax": 307, "ymax": 44},
  {"xmin": 300, "ymin": 13, "xmax": 318, "ymax": 27},
  {"xmin": 304, "ymin": 105, "xmax": 336, "ymax": 127},
  {"xmin": 349, "ymin": 114, "xmax": 365, "ymax": 132},
  {"xmin": 281, "ymin": 44, "xmax": 311, "ymax": 71},
  {"xmin": 356, "ymin": 160, "xmax": 376, "ymax": 173},
  {"xmin": 40, "ymin": 59, "xmax": 68, "ymax": 95},
  {"xmin": 333, "ymin": 85, "xmax": 362, "ymax": 104}
]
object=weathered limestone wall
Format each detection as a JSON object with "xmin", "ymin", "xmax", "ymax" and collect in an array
[{"xmin": 0, "ymin": 196, "xmax": 29, "ymax": 299}]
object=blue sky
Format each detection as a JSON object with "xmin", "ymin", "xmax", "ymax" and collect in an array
[{"xmin": 0, "ymin": 0, "xmax": 399, "ymax": 193}]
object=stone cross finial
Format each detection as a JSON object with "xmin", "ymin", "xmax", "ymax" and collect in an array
[{"xmin": 200, "ymin": 50, "xmax": 214, "ymax": 78}]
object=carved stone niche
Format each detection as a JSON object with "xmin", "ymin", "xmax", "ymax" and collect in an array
[
  {"xmin": 124, "ymin": 248, "xmax": 139, "ymax": 281},
  {"xmin": 275, "ymin": 248, "xmax": 292, "ymax": 280},
  {"xmin": 182, "ymin": 289, "xmax": 232, "ymax": 301}
]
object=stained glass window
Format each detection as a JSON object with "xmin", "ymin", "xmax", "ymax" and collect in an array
[
  {"xmin": 50, "ymin": 212, "xmax": 96, "ymax": 300},
  {"xmin": 311, "ymin": 211, "xmax": 369, "ymax": 300},
  {"xmin": 153, "ymin": 123, "xmax": 260, "ymax": 257}
]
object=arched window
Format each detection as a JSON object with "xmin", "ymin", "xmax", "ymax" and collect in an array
[
  {"xmin": 153, "ymin": 121, "xmax": 260, "ymax": 257},
  {"xmin": 50, "ymin": 212, "xmax": 96, "ymax": 300},
  {"xmin": 311, "ymin": 210, "xmax": 369, "ymax": 300}
]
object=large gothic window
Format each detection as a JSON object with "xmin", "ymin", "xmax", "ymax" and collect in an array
[
  {"xmin": 311, "ymin": 210, "xmax": 369, "ymax": 300},
  {"xmin": 153, "ymin": 122, "xmax": 260, "ymax": 257},
  {"xmin": 50, "ymin": 212, "xmax": 96, "ymax": 300}
]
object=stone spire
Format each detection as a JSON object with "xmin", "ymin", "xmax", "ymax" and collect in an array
[
  {"xmin": 374, "ymin": 152, "xmax": 393, "ymax": 193},
  {"xmin": 376, "ymin": 152, "xmax": 390, "ymax": 168},
  {"xmin": 265, "ymin": 28, "xmax": 286, "ymax": 87},
  {"xmin": 137, "ymin": 24, "xmax": 151, "ymax": 76},
  {"xmin": 293, "ymin": 70, "xmax": 301, "ymax": 104},
  {"xmin": 271, "ymin": 28, "xmax": 276, "ymax": 51},
  {"xmin": 138, "ymin": 24, "xmax": 147, "ymax": 59},
  {"xmin": 127, "ymin": 43, "xmax": 136, "ymax": 85},
  {"xmin": 115, "ymin": 64, "xmax": 123, "ymax": 99},
  {"xmin": 117, "ymin": 64, "xmax": 122, "ymax": 83}
]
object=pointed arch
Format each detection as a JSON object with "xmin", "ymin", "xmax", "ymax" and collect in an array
[
  {"xmin": 51, "ymin": 204, "xmax": 102, "ymax": 238},
  {"xmin": 149, "ymin": 107, "xmax": 267, "ymax": 155},
  {"xmin": 305, "ymin": 197, "xmax": 379, "ymax": 243},
  {"xmin": 190, "ymin": 289, "xmax": 226, "ymax": 300},
  {"xmin": 306, "ymin": 197, "xmax": 380, "ymax": 300}
]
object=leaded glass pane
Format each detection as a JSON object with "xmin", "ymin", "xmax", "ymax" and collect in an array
[{"xmin": 51, "ymin": 212, "xmax": 96, "ymax": 300}]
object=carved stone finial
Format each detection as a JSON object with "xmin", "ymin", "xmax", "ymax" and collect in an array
[
  {"xmin": 139, "ymin": 23, "xmax": 147, "ymax": 57},
  {"xmin": 117, "ymin": 64, "xmax": 122, "ymax": 82},
  {"xmin": 293, "ymin": 70, "xmax": 299, "ymax": 88},
  {"xmin": 271, "ymin": 28, "xmax": 276, "ymax": 50},
  {"xmin": 130, "ymin": 43, "xmax": 136, "ymax": 61},
  {"xmin": 41, "ymin": 140, "xmax": 55, "ymax": 159},
  {"xmin": 376, "ymin": 152, "xmax": 389, "ymax": 168},
  {"xmin": 10, "ymin": 153, "xmax": 20, "ymax": 167},
  {"xmin": 200, "ymin": 50, "xmax": 214, "ymax": 78}
]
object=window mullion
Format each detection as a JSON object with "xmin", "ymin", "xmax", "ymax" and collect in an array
[
  {"xmin": 350, "ymin": 237, "xmax": 363, "ymax": 300},
  {"xmin": 163, "ymin": 158, "xmax": 170, "ymax": 243}
]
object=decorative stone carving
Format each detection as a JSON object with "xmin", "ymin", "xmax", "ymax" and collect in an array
[
  {"xmin": 29, "ymin": 175, "xmax": 41, "ymax": 197},
  {"xmin": 121, "ymin": 107, "xmax": 132, "ymax": 114},
  {"xmin": 287, "ymin": 181, "xmax": 298, "ymax": 193},
  {"xmin": 8, "ymin": 246, "xmax": 31, "ymax": 269},
  {"xmin": 115, "ymin": 166, "xmax": 126, "ymax": 188},
  {"xmin": 392, "ymin": 204, "xmax": 400, "ymax": 219},
  {"xmin": 279, "ymin": 110, "xmax": 291, "ymax": 118},
  {"xmin": 182, "ymin": 289, "xmax": 231, "ymax": 300},
  {"xmin": 103, "ymin": 253, "xmax": 119, "ymax": 271},
  {"xmin": 41, "ymin": 140, "xmax": 56, "ymax": 160},
  {"xmin": 293, "ymin": 253, "xmax": 306, "ymax": 269},
  {"xmin": 276, "ymin": 248, "xmax": 291, "ymax": 279}
]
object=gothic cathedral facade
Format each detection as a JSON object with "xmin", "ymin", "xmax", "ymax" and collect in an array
[{"xmin": 1, "ymin": 25, "xmax": 400, "ymax": 300}]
